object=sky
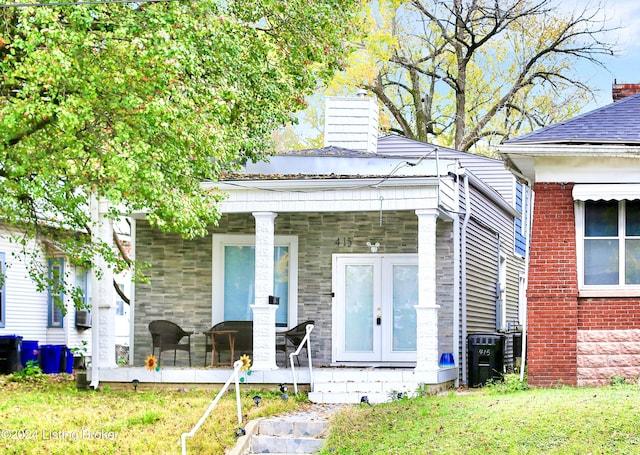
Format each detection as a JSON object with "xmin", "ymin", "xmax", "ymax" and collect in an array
[{"xmin": 575, "ymin": 0, "xmax": 640, "ymax": 111}]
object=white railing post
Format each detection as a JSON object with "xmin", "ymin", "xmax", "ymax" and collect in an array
[
  {"xmin": 290, "ymin": 324, "xmax": 314, "ymax": 396},
  {"xmin": 181, "ymin": 360, "xmax": 244, "ymax": 455}
]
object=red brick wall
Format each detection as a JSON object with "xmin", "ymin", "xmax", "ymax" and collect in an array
[
  {"xmin": 527, "ymin": 183, "xmax": 579, "ymax": 386},
  {"xmin": 578, "ymin": 299, "xmax": 640, "ymax": 329}
]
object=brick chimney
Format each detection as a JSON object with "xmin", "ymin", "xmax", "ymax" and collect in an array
[
  {"xmin": 612, "ymin": 81, "xmax": 640, "ymax": 101},
  {"xmin": 324, "ymin": 90, "xmax": 379, "ymax": 154}
]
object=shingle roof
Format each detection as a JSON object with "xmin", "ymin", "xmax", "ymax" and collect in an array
[{"xmin": 504, "ymin": 93, "xmax": 640, "ymax": 145}]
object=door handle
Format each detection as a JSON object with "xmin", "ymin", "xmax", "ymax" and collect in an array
[{"xmin": 376, "ymin": 316, "xmax": 382, "ymax": 325}]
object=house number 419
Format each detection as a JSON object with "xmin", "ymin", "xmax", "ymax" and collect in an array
[{"xmin": 335, "ymin": 237, "xmax": 353, "ymax": 247}]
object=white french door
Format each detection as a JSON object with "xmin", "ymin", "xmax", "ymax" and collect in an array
[{"xmin": 333, "ymin": 254, "xmax": 418, "ymax": 363}]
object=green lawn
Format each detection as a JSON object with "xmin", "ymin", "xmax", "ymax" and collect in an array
[
  {"xmin": 4, "ymin": 372, "xmax": 640, "ymax": 455},
  {"xmin": 0, "ymin": 374, "xmax": 302, "ymax": 455},
  {"xmin": 321, "ymin": 380, "xmax": 640, "ymax": 454}
]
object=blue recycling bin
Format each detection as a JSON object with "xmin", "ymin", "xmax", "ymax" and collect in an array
[
  {"xmin": 40, "ymin": 344, "xmax": 63, "ymax": 374},
  {"xmin": 61, "ymin": 347, "xmax": 73, "ymax": 374},
  {"xmin": 21, "ymin": 340, "xmax": 39, "ymax": 367}
]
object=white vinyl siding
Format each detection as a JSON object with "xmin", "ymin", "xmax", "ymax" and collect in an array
[{"xmin": 0, "ymin": 252, "xmax": 5, "ymax": 328}]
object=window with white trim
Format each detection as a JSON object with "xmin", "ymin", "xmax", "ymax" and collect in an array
[
  {"xmin": 47, "ymin": 259, "xmax": 64, "ymax": 328},
  {"xmin": 577, "ymin": 200, "xmax": 640, "ymax": 287},
  {"xmin": 212, "ymin": 235, "xmax": 298, "ymax": 328}
]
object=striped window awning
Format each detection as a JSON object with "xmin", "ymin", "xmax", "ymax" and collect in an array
[{"xmin": 572, "ymin": 184, "xmax": 640, "ymax": 201}]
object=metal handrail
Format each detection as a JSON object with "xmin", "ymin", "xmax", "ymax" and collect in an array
[
  {"xmin": 289, "ymin": 323, "xmax": 314, "ymax": 396},
  {"xmin": 181, "ymin": 360, "xmax": 244, "ymax": 455}
]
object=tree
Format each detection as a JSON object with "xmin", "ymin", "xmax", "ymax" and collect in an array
[
  {"xmin": 0, "ymin": 0, "xmax": 364, "ymax": 306},
  {"xmin": 326, "ymin": 0, "xmax": 616, "ymax": 152}
]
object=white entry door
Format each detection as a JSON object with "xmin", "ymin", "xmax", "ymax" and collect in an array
[{"xmin": 333, "ymin": 254, "xmax": 418, "ymax": 363}]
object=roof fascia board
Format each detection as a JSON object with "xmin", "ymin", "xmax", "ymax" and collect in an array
[
  {"xmin": 499, "ymin": 143, "xmax": 640, "ymax": 157},
  {"xmin": 211, "ymin": 177, "xmax": 442, "ymax": 191}
]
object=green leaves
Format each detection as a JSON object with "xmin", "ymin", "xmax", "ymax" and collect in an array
[{"xmin": 1, "ymin": 0, "xmax": 364, "ymax": 299}]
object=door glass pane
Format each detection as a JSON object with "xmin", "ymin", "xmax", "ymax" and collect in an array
[
  {"xmin": 224, "ymin": 246, "xmax": 255, "ymax": 321},
  {"xmin": 392, "ymin": 265, "xmax": 417, "ymax": 351},
  {"xmin": 584, "ymin": 239, "xmax": 619, "ymax": 285},
  {"xmin": 344, "ymin": 265, "xmax": 373, "ymax": 352},
  {"xmin": 626, "ymin": 239, "xmax": 640, "ymax": 284},
  {"xmin": 626, "ymin": 200, "xmax": 640, "ymax": 236},
  {"xmin": 585, "ymin": 201, "xmax": 618, "ymax": 237}
]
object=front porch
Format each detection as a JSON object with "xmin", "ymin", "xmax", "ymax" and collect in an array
[{"xmin": 96, "ymin": 365, "xmax": 459, "ymax": 404}]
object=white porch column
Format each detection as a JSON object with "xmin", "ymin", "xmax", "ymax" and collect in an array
[
  {"xmin": 250, "ymin": 212, "xmax": 279, "ymax": 371},
  {"xmin": 414, "ymin": 209, "xmax": 440, "ymax": 372},
  {"xmin": 90, "ymin": 196, "xmax": 116, "ymax": 387}
]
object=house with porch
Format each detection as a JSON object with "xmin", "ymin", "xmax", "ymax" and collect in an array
[
  {"xmin": 95, "ymin": 94, "xmax": 528, "ymax": 402},
  {"xmin": 0, "ymin": 224, "xmax": 92, "ymax": 368},
  {"xmin": 499, "ymin": 86, "xmax": 640, "ymax": 387}
]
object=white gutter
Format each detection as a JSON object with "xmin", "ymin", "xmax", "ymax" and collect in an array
[
  {"xmin": 499, "ymin": 143, "xmax": 640, "ymax": 157},
  {"xmin": 212, "ymin": 176, "xmax": 443, "ymax": 191}
]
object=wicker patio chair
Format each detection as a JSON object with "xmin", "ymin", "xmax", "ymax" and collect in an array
[
  {"xmin": 148, "ymin": 320, "xmax": 193, "ymax": 366},
  {"xmin": 276, "ymin": 320, "xmax": 314, "ymax": 367}
]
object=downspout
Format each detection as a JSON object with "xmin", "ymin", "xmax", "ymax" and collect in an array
[
  {"xmin": 452, "ymin": 163, "xmax": 461, "ymax": 387},
  {"xmin": 520, "ymin": 186, "xmax": 535, "ymax": 382},
  {"xmin": 89, "ymin": 195, "xmax": 100, "ymax": 390},
  {"xmin": 460, "ymin": 171, "xmax": 470, "ymax": 385},
  {"xmin": 460, "ymin": 171, "xmax": 502, "ymax": 385}
]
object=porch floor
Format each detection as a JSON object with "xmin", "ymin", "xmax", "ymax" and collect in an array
[{"xmin": 96, "ymin": 365, "xmax": 459, "ymax": 404}]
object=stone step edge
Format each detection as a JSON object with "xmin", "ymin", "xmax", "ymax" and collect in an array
[{"xmin": 227, "ymin": 418, "xmax": 262, "ymax": 455}]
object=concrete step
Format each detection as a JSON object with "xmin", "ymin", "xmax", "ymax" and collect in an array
[
  {"xmin": 243, "ymin": 410, "xmax": 332, "ymax": 454},
  {"xmin": 311, "ymin": 380, "xmax": 420, "ymax": 394},
  {"xmin": 258, "ymin": 419, "xmax": 328, "ymax": 437},
  {"xmin": 308, "ymin": 379, "xmax": 420, "ymax": 404},
  {"xmin": 250, "ymin": 434, "xmax": 325, "ymax": 454}
]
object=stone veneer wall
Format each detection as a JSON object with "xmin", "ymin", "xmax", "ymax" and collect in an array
[
  {"xmin": 577, "ymin": 330, "xmax": 640, "ymax": 386},
  {"xmin": 133, "ymin": 210, "xmax": 454, "ymax": 367}
]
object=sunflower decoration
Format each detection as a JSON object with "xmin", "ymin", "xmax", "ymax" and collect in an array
[
  {"xmin": 145, "ymin": 354, "xmax": 159, "ymax": 372},
  {"xmin": 239, "ymin": 354, "xmax": 251, "ymax": 371}
]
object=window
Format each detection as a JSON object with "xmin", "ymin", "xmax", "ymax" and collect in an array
[
  {"xmin": 514, "ymin": 181, "xmax": 528, "ymax": 257},
  {"xmin": 578, "ymin": 200, "xmax": 640, "ymax": 287},
  {"xmin": 116, "ymin": 300, "xmax": 125, "ymax": 316},
  {"xmin": 213, "ymin": 235, "xmax": 298, "ymax": 327},
  {"xmin": 75, "ymin": 267, "xmax": 91, "ymax": 307},
  {"xmin": 0, "ymin": 252, "xmax": 5, "ymax": 328},
  {"xmin": 47, "ymin": 259, "xmax": 64, "ymax": 328}
]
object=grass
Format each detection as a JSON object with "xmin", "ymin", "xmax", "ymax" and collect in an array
[
  {"xmin": 0, "ymin": 373, "xmax": 304, "ymax": 454},
  {"xmin": 321, "ymin": 376, "xmax": 640, "ymax": 455}
]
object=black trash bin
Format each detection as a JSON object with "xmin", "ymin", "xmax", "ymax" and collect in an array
[
  {"xmin": 0, "ymin": 335, "xmax": 23, "ymax": 374},
  {"xmin": 467, "ymin": 333, "xmax": 505, "ymax": 387}
]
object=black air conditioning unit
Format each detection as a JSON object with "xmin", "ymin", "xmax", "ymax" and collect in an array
[{"xmin": 75, "ymin": 309, "xmax": 91, "ymax": 329}]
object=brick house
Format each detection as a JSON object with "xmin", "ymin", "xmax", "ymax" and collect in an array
[{"xmin": 499, "ymin": 89, "xmax": 640, "ymax": 386}]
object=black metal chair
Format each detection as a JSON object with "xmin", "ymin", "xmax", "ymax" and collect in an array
[
  {"xmin": 149, "ymin": 320, "xmax": 193, "ymax": 366},
  {"xmin": 276, "ymin": 320, "xmax": 314, "ymax": 367}
]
